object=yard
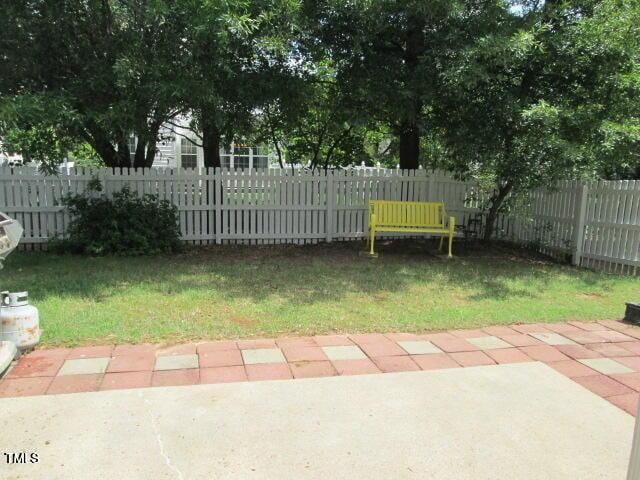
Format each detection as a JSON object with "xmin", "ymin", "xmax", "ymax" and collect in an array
[{"xmin": 2, "ymin": 240, "xmax": 636, "ymax": 347}]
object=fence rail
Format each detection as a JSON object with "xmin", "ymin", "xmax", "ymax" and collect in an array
[{"xmin": 1, "ymin": 166, "xmax": 638, "ymax": 274}]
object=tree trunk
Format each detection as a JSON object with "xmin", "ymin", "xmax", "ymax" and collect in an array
[
  {"xmin": 83, "ymin": 126, "xmax": 120, "ymax": 167},
  {"xmin": 144, "ymin": 140, "xmax": 157, "ymax": 167},
  {"xmin": 133, "ymin": 138, "xmax": 147, "ymax": 168},
  {"xmin": 116, "ymin": 135, "xmax": 130, "ymax": 168},
  {"xmin": 483, "ymin": 182, "xmax": 513, "ymax": 241},
  {"xmin": 399, "ymin": 122, "xmax": 420, "ymax": 170},
  {"xmin": 201, "ymin": 109, "xmax": 221, "ymax": 169}
]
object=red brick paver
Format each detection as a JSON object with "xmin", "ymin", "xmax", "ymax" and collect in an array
[
  {"xmin": 245, "ymin": 363, "xmax": 293, "ymax": 381},
  {"xmin": 485, "ymin": 348, "xmax": 532, "ymax": 364},
  {"xmin": 555, "ymin": 344, "xmax": 602, "ymax": 360},
  {"xmin": 519, "ymin": 345, "xmax": 570, "ymax": 363},
  {"xmin": 197, "ymin": 341, "xmax": 238, "ymax": 353},
  {"xmin": 100, "ymin": 371, "xmax": 152, "ymax": 391},
  {"xmin": 449, "ymin": 351, "xmax": 495, "ymax": 367},
  {"xmin": 156, "ymin": 343, "xmax": 197, "ymax": 356},
  {"xmin": 152, "ymin": 369, "xmax": 200, "ymax": 387},
  {"xmin": 107, "ymin": 354, "xmax": 155, "ymax": 373},
  {"xmin": 547, "ymin": 360, "xmax": 599, "ymax": 378},
  {"xmin": 289, "ymin": 361, "xmax": 336, "ymax": 379},
  {"xmin": 67, "ymin": 346, "xmax": 114, "ymax": 360},
  {"xmin": 2, "ymin": 321, "xmax": 639, "ymax": 416},
  {"xmin": 313, "ymin": 335, "xmax": 353, "ymax": 346},
  {"xmin": 587, "ymin": 343, "xmax": 636, "ymax": 358},
  {"xmin": 281, "ymin": 346, "xmax": 328, "ymax": 362},
  {"xmin": 607, "ymin": 393, "xmax": 640, "ymax": 415},
  {"xmin": 573, "ymin": 375, "xmax": 634, "ymax": 398},
  {"xmin": 199, "ymin": 350, "xmax": 243, "ymax": 368},
  {"xmin": 612, "ymin": 356, "xmax": 640, "ymax": 372},
  {"xmin": 332, "ymin": 359, "xmax": 381, "ymax": 376},
  {"xmin": 47, "ymin": 374, "xmax": 102, "ymax": 395},
  {"xmin": 412, "ymin": 353, "xmax": 460, "ymax": 371},
  {"xmin": 610, "ymin": 373, "xmax": 640, "ymax": 392},
  {"xmin": 112, "ymin": 344, "xmax": 156, "ymax": 356},
  {"xmin": 200, "ymin": 366, "xmax": 247, "ymax": 384},
  {"xmin": 6, "ymin": 356, "xmax": 64, "ymax": 378},
  {"xmin": 358, "ymin": 341, "xmax": 407, "ymax": 357},
  {"xmin": 373, "ymin": 356, "xmax": 420, "ymax": 373}
]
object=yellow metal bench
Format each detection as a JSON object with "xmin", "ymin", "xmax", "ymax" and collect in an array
[{"xmin": 366, "ymin": 200, "xmax": 455, "ymax": 257}]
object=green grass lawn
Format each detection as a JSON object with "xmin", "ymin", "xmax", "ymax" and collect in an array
[{"xmin": 2, "ymin": 240, "xmax": 636, "ymax": 347}]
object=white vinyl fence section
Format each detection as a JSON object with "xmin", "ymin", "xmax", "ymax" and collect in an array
[
  {"xmin": 507, "ymin": 180, "xmax": 640, "ymax": 274},
  {"xmin": 0, "ymin": 166, "xmax": 480, "ymax": 245},
  {"xmin": 1, "ymin": 167, "xmax": 638, "ymax": 274}
]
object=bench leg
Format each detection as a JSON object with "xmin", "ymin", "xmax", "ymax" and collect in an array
[
  {"xmin": 448, "ymin": 216, "xmax": 455, "ymax": 258},
  {"xmin": 439, "ymin": 236, "xmax": 444, "ymax": 252},
  {"xmin": 370, "ymin": 228, "xmax": 376, "ymax": 255}
]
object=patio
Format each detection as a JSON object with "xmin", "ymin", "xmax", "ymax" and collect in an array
[{"xmin": 2, "ymin": 320, "xmax": 639, "ymax": 416}]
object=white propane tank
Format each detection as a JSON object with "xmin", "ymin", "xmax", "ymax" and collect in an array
[{"xmin": 0, "ymin": 291, "xmax": 41, "ymax": 351}]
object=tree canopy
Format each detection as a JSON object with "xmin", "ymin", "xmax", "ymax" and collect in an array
[{"xmin": 0, "ymin": 0, "xmax": 638, "ymax": 235}]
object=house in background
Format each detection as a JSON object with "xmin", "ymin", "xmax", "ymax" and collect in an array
[{"xmin": 128, "ymin": 120, "xmax": 274, "ymax": 169}]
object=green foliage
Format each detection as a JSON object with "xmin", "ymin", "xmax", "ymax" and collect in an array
[
  {"xmin": 68, "ymin": 143, "xmax": 105, "ymax": 168},
  {"xmin": 52, "ymin": 183, "xmax": 181, "ymax": 256}
]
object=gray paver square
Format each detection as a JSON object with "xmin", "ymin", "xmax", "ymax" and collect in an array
[
  {"xmin": 155, "ymin": 354, "xmax": 199, "ymax": 371},
  {"xmin": 467, "ymin": 336, "xmax": 512, "ymax": 350},
  {"xmin": 242, "ymin": 348, "xmax": 286, "ymax": 365},
  {"xmin": 529, "ymin": 332, "xmax": 577, "ymax": 346},
  {"xmin": 58, "ymin": 357, "xmax": 111, "ymax": 376},
  {"xmin": 397, "ymin": 341, "xmax": 443, "ymax": 355},
  {"xmin": 321, "ymin": 346, "xmax": 367, "ymax": 360},
  {"xmin": 578, "ymin": 358, "xmax": 634, "ymax": 374}
]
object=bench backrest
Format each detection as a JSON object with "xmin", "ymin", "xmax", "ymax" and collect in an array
[{"xmin": 369, "ymin": 200, "xmax": 445, "ymax": 228}]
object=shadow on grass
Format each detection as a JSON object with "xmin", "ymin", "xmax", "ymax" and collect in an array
[{"xmin": 3, "ymin": 239, "xmax": 618, "ymax": 307}]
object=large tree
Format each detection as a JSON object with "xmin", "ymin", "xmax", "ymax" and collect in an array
[
  {"xmin": 1, "ymin": 1, "xmax": 193, "ymax": 169},
  {"xmin": 304, "ymin": 0, "xmax": 496, "ymax": 169},
  {"xmin": 430, "ymin": 0, "xmax": 640, "ymax": 239}
]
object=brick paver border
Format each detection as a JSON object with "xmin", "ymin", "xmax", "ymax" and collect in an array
[{"xmin": 1, "ymin": 320, "xmax": 639, "ymax": 416}]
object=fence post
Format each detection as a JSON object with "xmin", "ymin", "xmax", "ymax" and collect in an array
[
  {"xmin": 214, "ymin": 168, "xmax": 222, "ymax": 245},
  {"xmin": 573, "ymin": 183, "xmax": 588, "ymax": 266},
  {"xmin": 326, "ymin": 171, "xmax": 334, "ymax": 242}
]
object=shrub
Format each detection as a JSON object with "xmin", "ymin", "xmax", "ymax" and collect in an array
[{"xmin": 51, "ymin": 180, "xmax": 182, "ymax": 255}]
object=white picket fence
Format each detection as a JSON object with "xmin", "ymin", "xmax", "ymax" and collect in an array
[
  {"xmin": 0, "ymin": 166, "xmax": 481, "ymax": 245},
  {"xmin": 507, "ymin": 180, "xmax": 640, "ymax": 274},
  {"xmin": 0, "ymin": 166, "xmax": 638, "ymax": 274}
]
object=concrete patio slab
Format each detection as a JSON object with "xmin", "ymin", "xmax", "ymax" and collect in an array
[{"xmin": 0, "ymin": 363, "xmax": 633, "ymax": 480}]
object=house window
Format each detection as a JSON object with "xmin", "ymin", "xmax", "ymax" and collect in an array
[
  {"xmin": 252, "ymin": 147, "xmax": 269, "ymax": 169},
  {"xmin": 180, "ymin": 138, "xmax": 198, "ymax": 168},
  {"xmin": 233, "ymin": 146, "xmax": 250, "ymax": 169},
  {"xmin": 128, "ymin": 136, "xmax": 137, "ymax": 163}
]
